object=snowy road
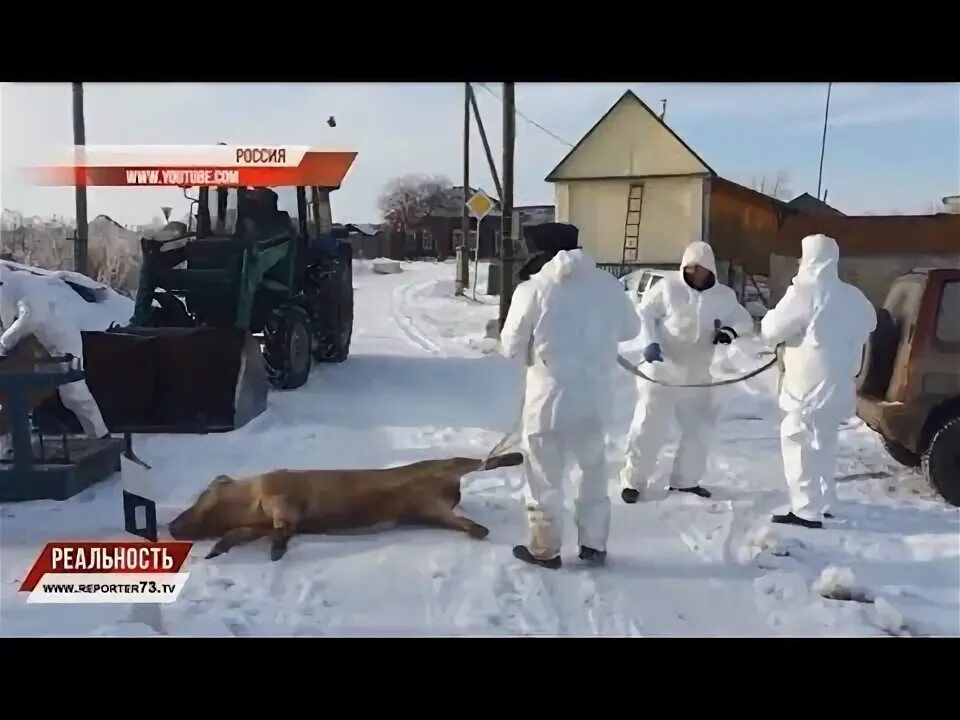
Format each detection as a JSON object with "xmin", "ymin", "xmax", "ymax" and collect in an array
[{"xmin": 2, "ymin": 260, "xmax": 958, "ymax": 636}]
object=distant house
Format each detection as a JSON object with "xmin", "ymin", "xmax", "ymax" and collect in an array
[
  {"xmin": 786, "ymin": 193, "xmax": 844, "ymax": 216},
  {"xmin": 411, "ymin": 185, "xmax": 503, "ymax": 260},
  {"xmin": 547, "ymin": 90, "xmax": 941, "ymax": 280},
  {"xmin": 547, "ymin": 91, "xmax": 713, "ymax": 272}
]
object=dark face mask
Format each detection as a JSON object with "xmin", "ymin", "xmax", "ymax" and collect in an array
[{"xmin": 683, "ymin": 266, "xmax": 716, "ymax": 292}]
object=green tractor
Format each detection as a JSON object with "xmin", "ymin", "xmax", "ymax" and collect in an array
[{"xmin": 35, "ymin": 154, "xmax": 357, "ymax": 434}]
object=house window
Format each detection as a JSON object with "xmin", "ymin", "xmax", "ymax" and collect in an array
[
  {"xmin": 422, "ymin": 229, "xmax": 434, "ymax": 250},
  {"xmin": 468, "ymin": 231, "xmax": 477, "ymax": 250},
  {"xmin": 405, "ymin": 230, "xmax": 417, "ymax": 249},
  {"xmin": 452, "ymin": 229, "xmax": 464, "ymax": 247}
]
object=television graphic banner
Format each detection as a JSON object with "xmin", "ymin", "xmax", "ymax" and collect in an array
[
  {"xmin": 24, "ymin": 145, "xmax": 357, "ymax": 188},
  {"xmin": 19, "ymin": 541, "xmax": 193, "ymax": 604}
]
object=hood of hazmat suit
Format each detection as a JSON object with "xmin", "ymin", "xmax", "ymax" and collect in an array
[
  {"xmin": 635, "ymin": 241, "xmax": 754, "ymax": 383},
  {"xmin": 761, "ymin": 234, "xmax": 877, "ymax": 419},
  {"xmin": 500, "ymin": 248, "xmax": 642, "ymax": 434},
  {"xmin": 0, "ymin": 264, "xmax": 86, "ymax": 364}
]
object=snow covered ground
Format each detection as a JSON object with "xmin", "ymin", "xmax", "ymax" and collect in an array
[{"xmin": 1, "ymin": 260, "xmax": 957, "ymax": 637}]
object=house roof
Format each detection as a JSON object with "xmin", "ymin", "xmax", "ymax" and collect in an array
[
  {"xmin": 712, "ymin": 176, "xmax": 790, "ymax": 211},
  {"xmin": 786, "ymin": 192, "xmax": 844, "ymax": 215},
  {"xmin": 545, "ymin": 90, "xmax": 716, "ymax": 182}
]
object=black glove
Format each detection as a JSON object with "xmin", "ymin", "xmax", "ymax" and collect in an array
[
  {"xmin": 643, "ymin": 342, "xmax": 664, "ymax": 363},
  {"xmin": 713, "ymin": 326, "xmax": 737, "ymax": 345}
]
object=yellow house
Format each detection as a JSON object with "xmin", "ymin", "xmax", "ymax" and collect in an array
[{"xmin": 547, "ymin": 90, "xmax": 715, "ymax": 267}]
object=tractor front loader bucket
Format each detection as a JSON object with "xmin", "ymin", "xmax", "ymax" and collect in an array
[{"xmin": 34, "ymin": 327, "xmax": 268, "ymax": 434}]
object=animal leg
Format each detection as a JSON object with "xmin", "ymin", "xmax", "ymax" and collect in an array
[
  {"xmin": 262, "ymin": 496, "xmax": 301, "ymax": 562},
  {"xmin": 205, "ymin": 527, "xmax": 266, "ymax": 559},
  {"xmin": 416, "ymin": 501, "xmax": 489, "ymax": 540}
]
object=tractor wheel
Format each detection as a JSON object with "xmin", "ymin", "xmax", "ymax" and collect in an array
[
  {"xmin": 314, "ymin": 251, "xmax": 354, "ymax": 364},
  {"xmin": 264, "ymin": 305, "xmax": 312, "ymax": 390},
  {"xmin": 922, "ymin": 416, "xmax": 960, "ymax": 506},
  {"xmin": 882, "ymin": 437, "xmax": 920, "ymax": 468}
]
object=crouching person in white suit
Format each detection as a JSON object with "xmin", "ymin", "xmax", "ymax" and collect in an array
[
  {"xmin": 500, "ymin": 245, "xmax": 641, "ymax": 569},
  {"xmin": 0, "ymin": 265, "xmax": 109, "ymax": 448},
  {"xmin": 761, "ymin": 234, "xmax": 875, "ymax": 528},
  {"xmin": 620, "ymin": 241, "xmax": 755, "ymax": 502}
]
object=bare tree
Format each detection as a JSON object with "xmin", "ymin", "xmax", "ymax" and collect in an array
[
  {"xmin": 378, "ymin": 175, "xmax": 454, "ymax": 233},
  {"xmin": 750, "ymin": 170, "xmax": 793, "ymax": 201}
]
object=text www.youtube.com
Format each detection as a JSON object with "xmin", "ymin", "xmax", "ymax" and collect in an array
[
  {"xmin": 125, "ymin": 169, "xmax": 240, "ymax": 185},
  {"xmin": 41, "ymin": 580, "xmax": 176, "ymax": 595}
]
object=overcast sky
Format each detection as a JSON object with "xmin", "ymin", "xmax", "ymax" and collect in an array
[{"xmin": 2, "ymin": 82, "xmax": 957, "ymax": 226}]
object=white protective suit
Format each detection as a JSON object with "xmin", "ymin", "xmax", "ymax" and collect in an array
[
  {"xmin": 761, "ymin": 234, "xmax": 876, "ymax": 521},
  {"xmin": 0, "ymin": 264, "xmax": 109, "ymax": 440},
  {"xmin": 620, "ymin": 241, "xmax": 754, "ymax": 495},
  {"xmin": 500, "ymin": 248, "xmax": 642, "ymax": 559}
]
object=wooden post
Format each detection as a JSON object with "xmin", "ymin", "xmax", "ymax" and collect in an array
[
  {"xmin": 817, "ymin": 82, "xmax": 832, "ymax": 201},
  {"xmin": 498, "ymin": 83, "xmax": 515, "ymax": 331},
  {"xmin": 456, "ymin": 84, "xmax": 471, "ymax": 295},
  {"xmin": 467, "ymin": 84, "xmax": 503, "ymax": 202},
  {"xmin": 72, "ymin": 82, "xmax": 89, "ymax": 277}
]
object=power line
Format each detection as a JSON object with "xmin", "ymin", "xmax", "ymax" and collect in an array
[{"xmin": 476, "ymin": 83, "xmax": 574, "ymax": 148}]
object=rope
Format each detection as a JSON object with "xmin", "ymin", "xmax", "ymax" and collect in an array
[
  {"xmin": 480, "ymin": 350, "xmax": 779, "ymax": 467},
  {"xmin": 615, "ymin": 353, "xmax": 779, "ymax": 388}
]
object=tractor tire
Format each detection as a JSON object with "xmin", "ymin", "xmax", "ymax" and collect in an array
[
  {"xmin": 922, "ymin": 416, "xmax": 960, "ymax": 506},
  {"xmin": 856, "ymin": 308, "xmax": 898, "ymax": 398},
  {"xmin": 264, "ymin": 305, "xmax": 312, "ymax": 390},
  {"xmin": 882, "ymin": 437, "xmax": 920, "ymax": 468},
  {"xmin": 314, "ymin": 247, "xmax": 353, "ymax": 364}
]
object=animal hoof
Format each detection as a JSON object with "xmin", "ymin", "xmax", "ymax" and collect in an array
[{"xmin": 468, "ymin": 524, "xmax": 490, "ymax": 539}]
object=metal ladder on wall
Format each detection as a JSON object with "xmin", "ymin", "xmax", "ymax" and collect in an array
[{"xmin": 620, "ymin": 184, "xmax": 643, "ymax": 264}]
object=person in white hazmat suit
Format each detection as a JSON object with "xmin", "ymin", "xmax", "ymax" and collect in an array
[
  {"xmin": 0, "ymin": 265, "xmax": 110, "ymax": 451},
  {"xmin": 500, "ymin": 244, "xmax": 641, "ymax": 569},
  {"xmin": 620, "ymin": 241, "xmax": 755, "ymax": 502},
  {"xmin": 760, "ymin": 234, "xmax": 876, "ymax": 528}
]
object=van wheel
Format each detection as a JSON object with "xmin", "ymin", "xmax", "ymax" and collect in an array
[
  {"xmin": 922, "ymin": 416, "xmax": 960, "ymax": 506},
  {"xmin": 882, "ymin": 437, "xmax": 920, "ymax": 468},
  {"xmin": 856, "ymin": 308, "xmax": 898, "ymax": 397}
]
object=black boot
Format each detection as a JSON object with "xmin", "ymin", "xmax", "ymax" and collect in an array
[
  {"xmin": 622, "ymin": 488, "xmax": 641, "ymax": 504},
  {"xmin": 578, "ymin": 546, "xmax": 607, "ymax": 566},
  {"xmin": 670, "ymin": 485, "xmax": 712, "ymax": 499},
  {"xmin": 772, "ymin": 512, "xmax": 822, "ymax": 529},
  {"xmin": 512, "ymin": 545, "xmax": 561, "ymax": 570}
]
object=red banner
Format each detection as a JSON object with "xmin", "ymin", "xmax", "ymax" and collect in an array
[
  {"xmin": 20, "ymin": 541, "xmax": 193, "ymax": 591},
  {"xmin": 26, "ymin": 150, "xmax": 357, "ymax": 188}
]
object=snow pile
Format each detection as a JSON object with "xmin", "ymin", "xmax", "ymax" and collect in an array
[
  {"xmin": 812, "ymin": 566, "xmax": 875, "ymax": 603},
  {"xmin": 870, "ymin": 597, "xmax": 911, "ymax": 637},
  {"xmin": 738, "ymin": 525, "xmax": 779, "ymax": 563}
]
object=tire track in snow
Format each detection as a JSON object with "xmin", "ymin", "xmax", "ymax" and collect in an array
[{"xmin": 391, "ymin": 279, "xmax": 444, "ymax": 356}]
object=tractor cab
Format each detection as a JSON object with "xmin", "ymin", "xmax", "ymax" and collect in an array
[{"xmin": 34, "ymin": 151, "xmax": 358, "ymax": 435}]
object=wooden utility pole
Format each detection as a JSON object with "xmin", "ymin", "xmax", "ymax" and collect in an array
[
  {"xmin": 456, "ymin": 83, "xmax": 471, "ymax": 295},
  {"xmin": 498, "ymin": 83, "xmax": 515, "ymax": 331},
  {"xmin": 72, "ymin": 82, "xmax": 89, "ymax": 276}
]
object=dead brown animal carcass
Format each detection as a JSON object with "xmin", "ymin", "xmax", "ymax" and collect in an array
[{"xmin": 168, "ymin": 452, "xmax": 524, "ymax": 560}]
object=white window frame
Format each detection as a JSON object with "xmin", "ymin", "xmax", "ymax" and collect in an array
[{"xmin": 422, "ymin": 228, "xmax": 434, "ymax": 250}]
